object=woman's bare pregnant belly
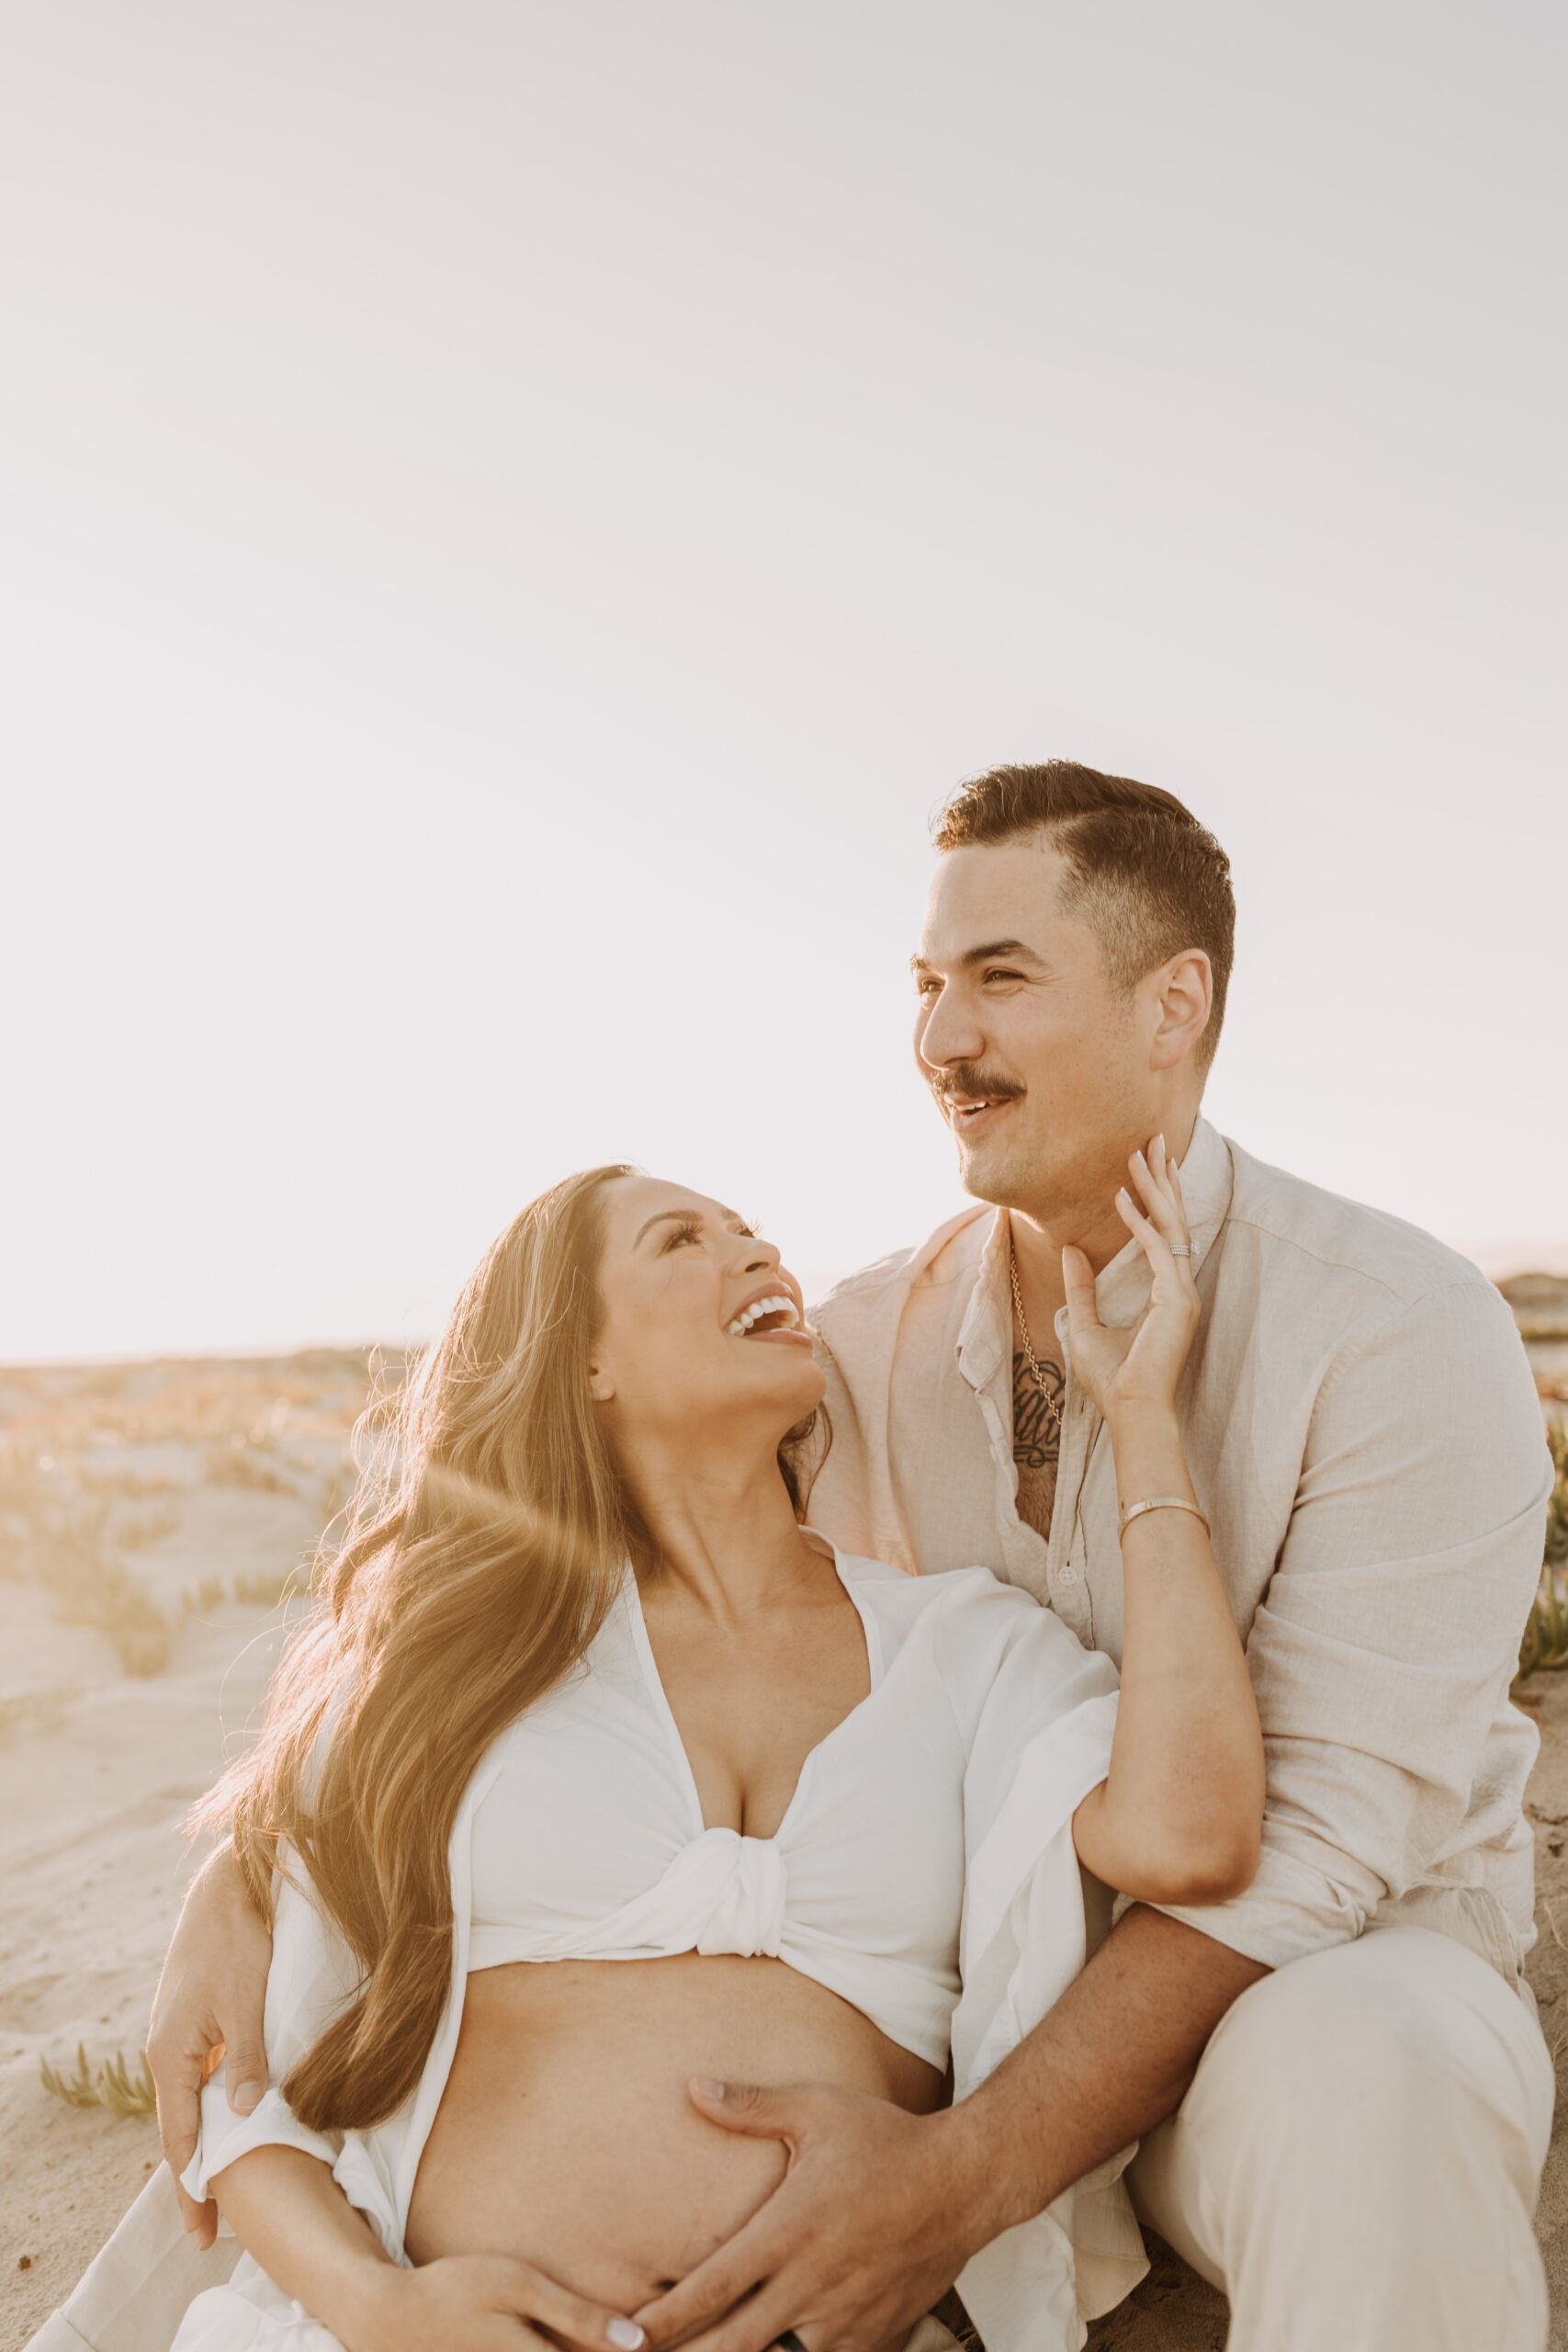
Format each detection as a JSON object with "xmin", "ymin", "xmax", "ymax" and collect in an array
[{"xmin": 404, "ymin": 1955, "xmax": 946, "ymax": 2308}]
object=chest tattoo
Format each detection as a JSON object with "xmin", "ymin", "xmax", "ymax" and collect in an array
[{"xmin": 1011, "ymin": 1347, "xmax": 1064, "ymax": 1542}]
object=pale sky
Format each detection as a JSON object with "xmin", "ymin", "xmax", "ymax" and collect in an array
[{"xmin": 2, "ymin": 3, "xmax": 1563, "ymax": 1362}]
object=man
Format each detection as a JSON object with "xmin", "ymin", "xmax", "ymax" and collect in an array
[
  {"xmin": 633, "ymin": 763, "xmax": 1555, "ymax": 2352},
  {"xmin": 56, "ymin": 762, "xmax": 1551, "ymax": 2352}
]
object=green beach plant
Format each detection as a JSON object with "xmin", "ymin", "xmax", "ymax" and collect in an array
[
  {"xmin": 1517, "ymin": 1412, "xmax": 1568, "ymax": 1683},
  {"xmin": 39, "ymin": 2043, "xmax": 157, "ymax": 2117}
]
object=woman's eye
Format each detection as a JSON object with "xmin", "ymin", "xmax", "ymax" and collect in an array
[{"xmin": 662, "ymin": 1223, "xmax": 702, "ymax": 1251}]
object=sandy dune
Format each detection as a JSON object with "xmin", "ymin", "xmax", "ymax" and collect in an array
[
  {"xmin": 3, "ymin": 1347, "xmax": 1565, "ymax": 2349},
  {"xmin": 0, "ymin": 1353, "xmax": 372, "ymax": 2346}
]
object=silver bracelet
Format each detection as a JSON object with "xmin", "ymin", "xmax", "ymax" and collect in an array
[{"xmin": 1118, "ymin": 1495, "xmax": 1210, "ymax": 1540}]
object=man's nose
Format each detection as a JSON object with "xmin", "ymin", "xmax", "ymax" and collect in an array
[{"xmin": 916, "ymin": 984, "xmax": 986, "ymax": 1074}]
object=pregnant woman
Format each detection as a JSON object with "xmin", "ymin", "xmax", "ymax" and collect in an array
[{"xmin": 166, "ymin": 1144, "xmax": 1261, "ymax": 2352}]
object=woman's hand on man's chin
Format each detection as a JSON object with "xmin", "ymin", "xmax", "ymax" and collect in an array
[{"xmin": 341, "ymin": 2252, "xmax": 650, "ymax": 2352}]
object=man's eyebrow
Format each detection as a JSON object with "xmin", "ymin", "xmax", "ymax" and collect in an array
[{"xmin": 909, "ymin": 938, "xmax": 1051, "ymax": 974}]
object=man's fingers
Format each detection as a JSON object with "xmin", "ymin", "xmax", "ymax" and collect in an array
[
  {"xmin": 147, "ymin": 2021, "xmax": 209, "ymax": 2229},
  {"xmin": 219, "ymin": 2033, "xmax": 268, "ymax": 2116},
  {"xmin": 172, "ymin": 2175, "xmax": 218, "ymax": 2246},
  {"xmin": 665, "ymin": 2281, "xmax": 805, "ymax": 2352},
  {"xmin": 687, "ymin": 2076, "xmax": 801, "ymax": 2144},
  {"xmin": 149, "ymin": 2057, "xmax": 217, "ymax": 2245},
  {"xmin": 502, "ymin": 2262, "xmax": 649, "ymax": 2352},
  {"xmin": 634, "ymin": 2211, "xmax": 778, "ymax": 2346},
  {"xmin": 154, "ymin": 2076, "xmax": 200, "ymax": 2180}
]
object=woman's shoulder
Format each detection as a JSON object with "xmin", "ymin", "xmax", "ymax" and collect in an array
[
  {"xmin": 836, "ymin": 1547, "xmax": 1113, "ymax": 1713},
  {"xmin": 833, "ymin": 1551, "xmax": 1046, "ymax": 1675},
  {"xmin": 835, "ymin": 1549, "xmax": 1036, "ymax": 1617}
]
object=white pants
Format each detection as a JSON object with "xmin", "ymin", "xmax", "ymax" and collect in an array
[{"xmin": 1127, "ymin": 1925, "xmax": 1557, "ymax": 2352}]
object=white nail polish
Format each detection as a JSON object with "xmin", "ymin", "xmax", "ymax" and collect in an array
[{"xmin": 609, "ymin": 2323, "xmax": 645, "ymax": 2348}]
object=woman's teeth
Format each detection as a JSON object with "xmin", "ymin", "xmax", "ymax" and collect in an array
[{"xmin": 726, "ymin": 1295, "xmax": 800, "ymax": 1338}]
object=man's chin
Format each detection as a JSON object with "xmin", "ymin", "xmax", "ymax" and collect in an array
[{"xmin": 953, "ymin": 1134, "xmax": 1031, "ymax": 1211}]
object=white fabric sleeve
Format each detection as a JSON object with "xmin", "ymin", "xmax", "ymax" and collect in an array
[
  {"xmin": 943, "ymin": 1589, "xmax": 1147, "ymax": 2343},
  {"xmin": 1155, "ymin": 1281, "xmax": 1551, "ymax": 1970},
  {"xmin": 180, "ymin": 1862, "xmax": 358, "ymax": 2200}
]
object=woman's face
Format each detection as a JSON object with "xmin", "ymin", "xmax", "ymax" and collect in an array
[{"xmin": 588, "ymin": 1176, "xmax": 825, "ymax": 1450}]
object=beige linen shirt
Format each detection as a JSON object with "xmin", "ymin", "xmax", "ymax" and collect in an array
[{"xmin": 808, "ymin": 1116, "xmax": 1551, "ymax": 1974}]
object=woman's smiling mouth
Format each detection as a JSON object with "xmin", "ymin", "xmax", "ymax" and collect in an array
[{"xmin": 725, "ymin": 1293, "xmax": 809, "ymax": 1344}]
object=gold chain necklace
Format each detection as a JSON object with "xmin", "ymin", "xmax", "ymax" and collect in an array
[{"xmin": 1009, "ymin": 1238, "xmax": 1065, "ymax": 1440}]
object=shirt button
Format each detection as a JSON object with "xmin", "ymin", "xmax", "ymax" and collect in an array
[{"xmin": 1056, "ymin": 1564, "xmax": 1078, "ymax": 1585}]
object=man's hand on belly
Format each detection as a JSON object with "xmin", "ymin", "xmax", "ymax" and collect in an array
[
  {"xmin": 633, "ymin": 1912, "xmax": 1269, "ymax": 2352},
  {"xmin": 631, "ymin": 2079, "xmax": 984, "ymax": 2352}
]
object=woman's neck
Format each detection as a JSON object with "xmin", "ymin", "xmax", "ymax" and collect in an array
[{"xmin": 625, "ymin": 1437, "xmax": 814, "ymax": 1624}]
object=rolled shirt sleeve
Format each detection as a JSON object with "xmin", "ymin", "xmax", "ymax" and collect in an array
[
  {"xmin": 1156, "ymin": 1280, "xmax": 1552, "ymax": 1969},
  {"xmin": 181, "ymin": 1862, "xmax": 355, "ymax": 2201}
]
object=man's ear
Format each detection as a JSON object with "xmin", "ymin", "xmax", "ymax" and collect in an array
[{"xmin": 1149, "ymin": 949, "xmax": 1213, "ymax": 1071}]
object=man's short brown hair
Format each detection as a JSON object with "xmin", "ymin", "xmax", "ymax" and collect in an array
[{"xmin": 932, "ymin": 759, "xmax": 1235, "ymax": 1069}]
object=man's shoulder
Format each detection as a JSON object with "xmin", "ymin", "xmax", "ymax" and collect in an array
[
  {"xmin": 1221, "ymin": 1134, "xmax": 1499, "ymax": 1317},
  {"xmin": 809, "ymin": 1203, "xmax": 993, "ymax": 1328}
]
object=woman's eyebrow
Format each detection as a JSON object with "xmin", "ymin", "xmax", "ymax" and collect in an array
[
  {"xmin": 633, "ymin": 1208, "xmax": 700, "ymax": 1248},
  {"xmin": 632, "ymin": 1206, "xmax": 751, "ymax": 1248}
]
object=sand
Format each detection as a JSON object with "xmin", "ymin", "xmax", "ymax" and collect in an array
[
  {"xmin": 0, "ymin": 1354, "xmax": 368, "ymax": 2347},
  {"xmin": 3, "ymin": 1351, "xmax": 1565, "ymax": 2349}
]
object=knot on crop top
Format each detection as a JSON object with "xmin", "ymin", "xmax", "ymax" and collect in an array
[{"xmin": 684, "ymin": 1828, "xmax": 788, "ymax": 1958}]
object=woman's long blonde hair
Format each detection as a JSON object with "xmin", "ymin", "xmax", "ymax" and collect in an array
[{"xmin": 197, "ymin": 1165, "xmax": 825, "ymax": 2132}]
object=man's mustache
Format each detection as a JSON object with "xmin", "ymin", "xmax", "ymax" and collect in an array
[{"xmin": 927, "ymin": 1064, "xmax": 1027, "ymax": 1114}]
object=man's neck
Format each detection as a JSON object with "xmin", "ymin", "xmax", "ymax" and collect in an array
[{"xmin": 1005, "ymin": 1109, "xmax": 1201, "ymax": 1345}]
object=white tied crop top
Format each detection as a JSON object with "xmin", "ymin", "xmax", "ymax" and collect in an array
[
  {"xmin": 468, "ymin": 1548, "xmax": 1000, "ymax": 2069},
  {"xmin": 184, "ymin": 1550, "xmax": 1143, "ymax": 2352}
]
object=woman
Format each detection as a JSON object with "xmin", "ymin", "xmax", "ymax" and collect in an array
[{"xmin": 168, "ymin": 1142, "xmax": 1261, "ymax": 2352}]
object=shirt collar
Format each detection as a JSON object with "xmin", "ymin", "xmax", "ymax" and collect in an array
[
  {"xmin": 954, "ymin": 1114, "xmax": 1235, "ymax": 1388},
  {"xmin": 955, "ymin": 1207, "xmax": 1013, "ymax": 1394}
]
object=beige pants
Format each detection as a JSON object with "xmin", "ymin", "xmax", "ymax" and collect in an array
[{"xmin": 1127, "ymin": 1925, "xmax": 1558, "ymax": 2352}]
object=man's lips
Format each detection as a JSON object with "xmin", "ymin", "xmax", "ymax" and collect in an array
[{"xmin": 946, "ymin": 1095, "xmax": 1021, "ymax": 1125}]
